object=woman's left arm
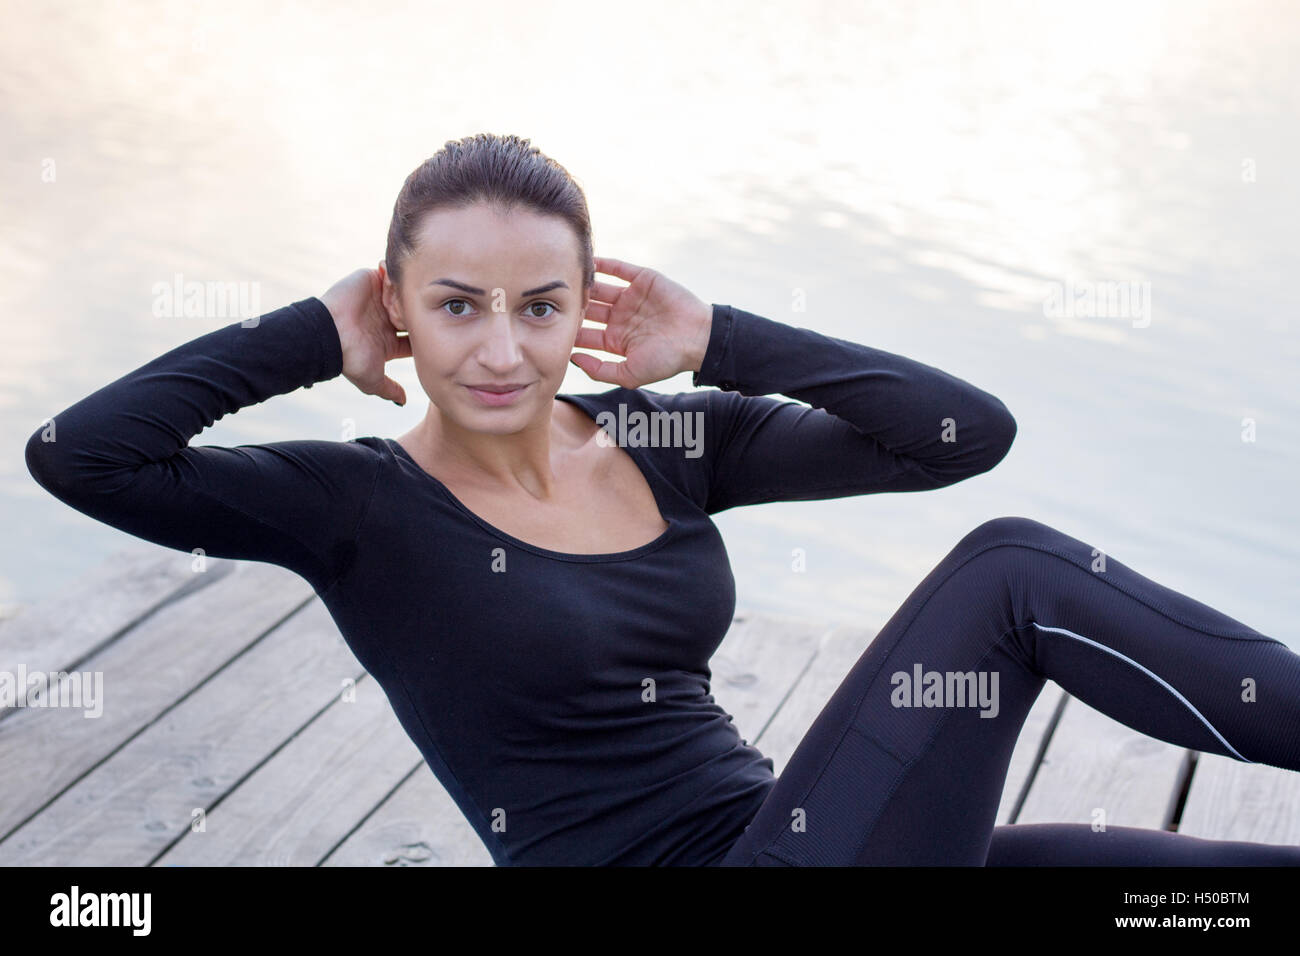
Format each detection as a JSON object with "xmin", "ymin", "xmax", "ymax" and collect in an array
[{"xmin": 679, "ymin": 303, "xmax": 1017, "ymax": 513}]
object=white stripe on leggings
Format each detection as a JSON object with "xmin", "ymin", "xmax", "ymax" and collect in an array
[{"xmin": 1031, "ymin": 621, "xmax": 1253, "ymax": 763}]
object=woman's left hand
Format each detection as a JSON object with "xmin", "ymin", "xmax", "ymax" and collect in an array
[{"xmin": 569, "ymin": 256, "xmax": 713, "ymax": 389}]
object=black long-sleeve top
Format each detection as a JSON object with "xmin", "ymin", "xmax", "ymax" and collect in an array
[{"xmin": 25, "ymin": 296, "xmax": 1016, "ymax": 865}]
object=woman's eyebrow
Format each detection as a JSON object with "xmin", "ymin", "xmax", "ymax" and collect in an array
[{"xmin": 429, "ymin": 278, "xmax": 570, "ymax": 296}]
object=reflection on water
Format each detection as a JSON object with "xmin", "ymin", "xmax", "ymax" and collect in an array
[{"xmin": 2, "ymin": 0, "xmax": 1297, "ymax": 649}]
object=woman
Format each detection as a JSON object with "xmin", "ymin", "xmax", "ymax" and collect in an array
[{"xmin": 26, "ymin": 132, "xmax": 1300, "ymax": 866}]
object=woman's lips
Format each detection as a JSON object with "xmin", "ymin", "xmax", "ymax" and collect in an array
[{"xmin": 465, "ymin": 382, "xmax": 530, "ymax": 405}]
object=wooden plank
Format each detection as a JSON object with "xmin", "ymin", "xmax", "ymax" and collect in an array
[
  {"xmin": 0, "ymin": 543, "xmax": 228, "ymax": 682},
  {"xmin": 0, "ymin": 559, "xmax": 313, "ymax": 845},
  {"xmin": 1177, "ymin": 753, "xmax": 1300, "ymax": 845},
  {"xmin": 323, "ymin": 609, "xmax": 832, "ymax": 865},
  {"xmin": 1014, "ymin": 696, "xmax": 1189, "ymax": 830},
  {"xmin": 155, "ymin": 668, "xmax": 429, "ymax": 866},
  {"xmin": 0, "ymin": 595, "xmax": 365, "ymax": 865}
]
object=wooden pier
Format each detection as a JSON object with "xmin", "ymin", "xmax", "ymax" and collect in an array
[{"xmin": 1, "ymin": 545, "xmax": 1296, "ymax": 866}]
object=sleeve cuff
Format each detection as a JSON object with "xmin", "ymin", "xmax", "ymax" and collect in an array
[
  {"xmin": 293, "ymin": 296, "xmax": 345, "ymax": 386},
  {"xmin": 692, "ymin": 304, "xmax": 738, "ymax": 390}
]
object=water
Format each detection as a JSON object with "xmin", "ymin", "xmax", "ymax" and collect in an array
[{"xmin": 2, "ymin": 0, "xmax": 1297, "ymax": 650}]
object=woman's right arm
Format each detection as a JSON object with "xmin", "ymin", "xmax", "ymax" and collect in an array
[{"xmin": 24, "ymin": 277, "xmax": 400, "ymax": 595}]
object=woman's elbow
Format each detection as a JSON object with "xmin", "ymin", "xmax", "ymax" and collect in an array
[
  {"xmin": 25, "ymin": 425, "xmax": 80, "ymax": 502},
  {"xmin": 26, "ymin": 426, "xmax": 57, "ymax": 488},
  {"xmin": 984, "ymin": 404, "xmax": 1017, "ymax": 471}
]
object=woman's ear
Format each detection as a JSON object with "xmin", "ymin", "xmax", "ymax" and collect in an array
[{"xmin": 378, "ymin": 260, "xmax": 405, "ymax": 331}]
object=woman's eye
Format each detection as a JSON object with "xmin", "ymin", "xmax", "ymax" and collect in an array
[{"xmin": 440, "ymin": 299, "xmax": 555, "ymax": 319}]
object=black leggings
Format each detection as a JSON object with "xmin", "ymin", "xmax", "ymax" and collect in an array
[{"xmin": 716, "ymin": 517, "xmax": 1300, "ymax": 865}]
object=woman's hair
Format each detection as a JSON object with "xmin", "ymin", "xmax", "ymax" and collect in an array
[{"xmin": 384, "ymin": 132, "xmax": 595, "ymax": 294}]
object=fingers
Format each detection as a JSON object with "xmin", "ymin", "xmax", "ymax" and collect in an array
[
  {"xmin": 582, "ymin": 300, "xmax": 613, "ymax": 325},
  {"xmin": 587, "ymin": 279, "xmax": 633, "ymax": 306},
  {"xmin": 593, "ymin": 256, "xmax": 642, "ymax": 283},
  {"xmin": 380, "ymin": 376, "xmax": 407, "ymax": 407},
  {"xmin": 570, "ymin": 352, "xmax": 636, "ymax": 389},
  {"xmin": 572, "ymin": 326, "xmax": 614, "ymax": 353}
]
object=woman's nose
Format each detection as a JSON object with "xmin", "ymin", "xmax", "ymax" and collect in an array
[{"xmin": 478, "ymin": 314, "xmax": 524, "ymax": 368}]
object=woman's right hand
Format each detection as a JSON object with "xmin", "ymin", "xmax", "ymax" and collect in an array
[{"xmin": 320, "ymin": 267, "xmax": 412, "ymax": 406}]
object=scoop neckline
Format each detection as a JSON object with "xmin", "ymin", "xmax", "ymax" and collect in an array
[{"xmin": 380, "ymin": 394, "xmax": 679, "ymax": 563}]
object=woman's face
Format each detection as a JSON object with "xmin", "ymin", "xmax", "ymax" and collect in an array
[{"xmin": 381, "ymin": 201, "xmax": 590, "ymax": 433}]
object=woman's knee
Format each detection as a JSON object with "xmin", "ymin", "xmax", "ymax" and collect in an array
[{"xmin": 953, "ymin": 516, "xmax": 1060, "ymax": 555}]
